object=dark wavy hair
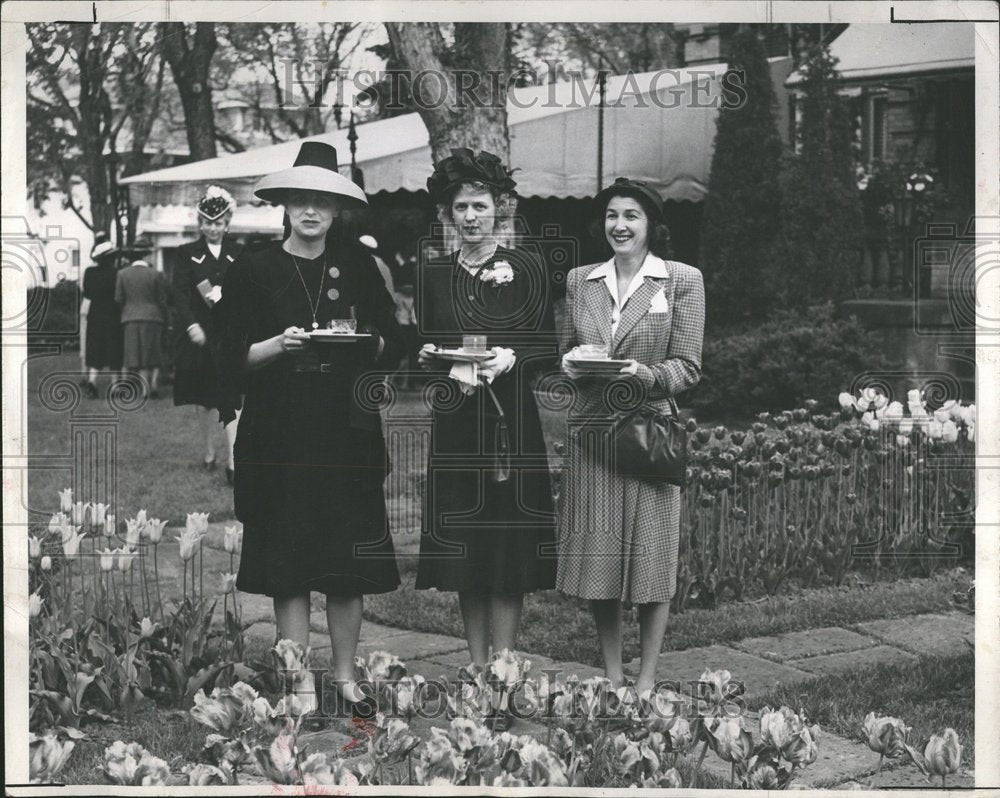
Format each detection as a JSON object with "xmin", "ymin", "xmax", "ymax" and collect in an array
[{"xmin": 590, "ymin": 190, "xmax": 672, "ymax": 259}]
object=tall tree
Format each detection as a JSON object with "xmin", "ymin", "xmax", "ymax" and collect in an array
[
  {"xmin": 384, "ymin": 23, "xmax": 511, "ymax": 162},
  {"xmin": 158, "ymin": 22, "xmax": 218, "ymax": 160},
  {"xmin": 700, "ymin": 28, "xmax": 785, "ymax": 326},
  {"xmin": 513, "ymin": 23, "xmax": 682, "ymax": 77},
  {"xmin": 770, "ymin": 44, "xmax": 864, "ymax": 307}
]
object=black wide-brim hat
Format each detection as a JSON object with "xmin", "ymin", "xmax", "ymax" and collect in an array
[
  {"xmin": 594, "ymin": 177, "xmax": 665, "ymax": 221},
  {"xmin": 254, "ymin": 141, "xmax": 368, "ymax": 207}
]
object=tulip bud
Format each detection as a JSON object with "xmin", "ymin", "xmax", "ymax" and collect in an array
[
  {"xmin": 864, "ymin": 712, "xmax": 910, "ymax": 758},
  {"xmin": 907, "ymin": 388, "xmax": 922, "ymax": 405},
  {"xmin": 967, "ymin": 423, "xmax": 975, "ymax": 442},
  {"xmin": 97, "ymin": 548, "xmax": 115, "ymax": 572},
  {"xmin": 221, "ymin": 572, "xmax": 238, "ymax": 594},
  {"xmin": 29, "ymin": 590, "xmax": 44, "ymax": 618},
  {"xmin": 71, "ymin": 501, "xmax": 87, "ymax": 527},
  {"xmin": 223, "ymin": 525, "xmax": 243, "ymax": 554},
  {"xmin": 58, "ymin": 488, "xmax": 73, "ymax": 513},
  {"xmin": 145, "ymin": 518, "xmax": 167, "ymax": 544},
  {"xmin": 104, "ymin": 513, "xmax": 116, "ymax": 537},
  {"xmin": 41, "ymin": 555, "xmax": 52, "ymax": 571},
  {"xmin": 924, "ymin": 728, "xmax": 962, "ymax": 777},
  {"xmin": 29, "ymin": 536, "xmax": 42, "ymax": 558},
  {"xmin": 139, "ymin": 617, "xmax": 157, "ymax": 639}
]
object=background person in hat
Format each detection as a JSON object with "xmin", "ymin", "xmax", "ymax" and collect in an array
[
  {"xmin": 414, "ymin": 149, "xmax": 558, "ymax": 727},
  {"xmin": 79, "ymin": 233, "xmax": 124, "ymax": 398},
  {"xmin": 115, "ymin": 235, "xmax": 171, "ymax": 398},
  {"xmin": 557, "ymin": 177, "xmax": 704, "ymax": 699},
  {"xmin": 171, "ymin": 186, "xmax": 244, "ymax": 483},
  {"xmin": 218, "ymin": 141, "xmax": 403, "ymax": 714}
]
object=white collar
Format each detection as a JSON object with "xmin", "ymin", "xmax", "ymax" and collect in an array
[{"xmin": 585, "ymin": 253, "xmax": 668, "ymax": 281}]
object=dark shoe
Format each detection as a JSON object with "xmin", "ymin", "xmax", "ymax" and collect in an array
[
  {"xmin": 202, "ymin": 456, "xmax": 216, "ymax": 471},
  {"xmin": 149, "ymin": 389, "xmax": 160, "ymax": 400},
  {"xmin": 225, "ymin": 466, "xmax": 234, "ymax": 486},
  {"xmin": 82, "ymin": 381, "xmax": 99, "ymax": 399}
]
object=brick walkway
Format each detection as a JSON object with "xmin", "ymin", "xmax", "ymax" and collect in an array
[{"xmin": 160, "ymin": 524, "xmax": 976, "ymax": 789}]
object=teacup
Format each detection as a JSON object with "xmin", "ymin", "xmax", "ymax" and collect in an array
[{"xmin": 327, "ymin": 319, "xmax": 357, "ymax": 333}]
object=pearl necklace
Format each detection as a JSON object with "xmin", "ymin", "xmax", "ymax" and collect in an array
[{"xmin": 458, "ymin": 243, "xmax": 498, "ymax": 272}]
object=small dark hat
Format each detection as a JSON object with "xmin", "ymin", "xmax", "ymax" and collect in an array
[
  {"xmin": 253, "ymin": 141, "xmax": 368, "ymax": 207},
  {"xmin": 123, "ymin": 234, "xmax": 155, "ymax": 257},
  {"xmin": 197, "ymin": 186, "xmax": 236, "ymax": 221},
  {"xmin": 427, "ymin": 148, "xmax": 518, "ymax": 201},
  {"xmin": 594, "ymin": 177, "xmax": 665, "ymax": 221}
]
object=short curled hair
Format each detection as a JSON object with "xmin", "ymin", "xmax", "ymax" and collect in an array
[
  {"xmin": 589, "ymin": 190, "xmax": 672, "ymax": 260},
  {"xmin": 436, "ymin": 180, "xmax": 518, "ymax": 244}
]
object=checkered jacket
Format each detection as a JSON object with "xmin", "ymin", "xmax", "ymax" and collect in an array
[{"xmin": 559, "ymin": 258, "xmax": 705, "ymax": 417}]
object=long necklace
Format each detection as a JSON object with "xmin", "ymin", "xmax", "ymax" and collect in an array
[{"xmin": 290, "ymin": 252, "xmax": 326, "ymax": 329}]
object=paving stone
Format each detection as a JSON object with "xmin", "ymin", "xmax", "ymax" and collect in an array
[
  {"xmin": 422, "ymin": 648, "xmax": 604, "ymax": 683},
  {"xmin": 737, "ymin": 627, "xmax": 878, "ymax": 662},
  {"xmin": 792, "ymin": 645, "xmax": 919, "ymax": 676},
  {"xmin": 833, "ymin": 764, "xmax": 976, "ymax": 789},
  {"xmin": 624, "ymin": 645, "xmax": 812, "ymax": 696},
  {"xmin": 854, "ymin": 612, "xmax": 975, "ymax": 658},
  {"xmin": 788, "ymin": 730, "xmax": 884, "ymax": 788}
]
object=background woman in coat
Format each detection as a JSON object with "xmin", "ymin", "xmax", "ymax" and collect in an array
[
  {"xmin": 115, "ymin": 236, "xmax": 170, "ymax": 399},
  {"xmin": 558, "ymin": 178, "xmax": 704, "ymax": 698},
  {"xmin": 172, "ymin": 187, "xmax": 243, "ymax": 483},
  {"xmin": 415, "ymin": 150, "xmax": 558, "ymax": 718},
  {"xmin": 80, "ymin": 234, "xmax": 123, "ymax": 398},
  {"xmin": 219, "ymin": 142, "xmax": 402, "ymax": 713}
]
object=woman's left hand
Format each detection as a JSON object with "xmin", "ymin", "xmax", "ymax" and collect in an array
[
  {"xmin": 619, "ymin": 360, "xmax": 641, "ymax": 376},
  {"xmin": 357, "ymin": 324, "xmax": 385, "ymax": 361}
]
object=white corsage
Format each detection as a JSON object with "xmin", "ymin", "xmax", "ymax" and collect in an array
[{"xmin": 479, "ymin": 261, "xmax": 515, "ymax": 286}]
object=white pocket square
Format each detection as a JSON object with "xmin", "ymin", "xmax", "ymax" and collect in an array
[{"xmin": 649, "ymin": 289, "xmax": 670, "ymax": 313}]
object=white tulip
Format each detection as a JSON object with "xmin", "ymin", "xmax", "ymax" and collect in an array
[
  {"xmin": 135, "ymin": 509, "xmax": 148, "ymax": 527},
  {"xmin": 223, "ymin": 526, "xmax": 243, "ymax": 554},
  {"xmin": 942, "ymin": 420, "xmax": 959, "ymax": 443},
  {"xmin": 62, "ymin": 530, "xmax": 87, "ymax": 558},
  {"xmin": 90, "ymin": 502, "xmax": 108, "ymax": 528},
  {"xmin": 896, "ymin": 434, "xmax": 910, "ymax": 447},
  {"xmin": 898, "ymin": 419, "xmax": 913, "ymax": 436},
  {"xmin": 144, "ymin": 518, "xmax": 167, "ymax": 544},
  {"xmin": 49, "ymin": 512, "xmax": 69, "ymax": 536},
  {"xmin": 949, "ymin": 401, "xmax": 965, "ymax": 422},
  {"xmin": 855, "ymin": 397, "xmax": 870, "ymax": 413},
  {"xmin": 104, "ymin": 513, "xmax": 116, "ymax": 537},
  {"xmin": 125, "ymin": 518, "xmax": 144, "ymax": 547},
  {"xmin": 116, "ymin": 547, "xmax": 137, "ymax": 572},
  {"xmin": 96, "ymin": 548, "xmax": 116, "ymax": 572},
  {"xmin": 29, "ymin": 590, "xmax": 44, "ymax": 618},
  {"xmin": 961, "ymin": 404, "xmax": 976, "ymax": 426},
  {"xmin": 838, "ymin": 392, "xmax": 855, "ymax": 410},
  {"xmin": 927, "ymin": 421, "xmax": 944, "ymax": 440},
  {"xmin": 907, "ymin": 389, "xmax": 922, "ymax": 405},
  {"xmin": 71, "ymin": 501, "xmax": 87, "ymax": 527},
  {"xmin": 139, "ymin": 618, "xmax": 157, "ymax": 639},
  {"xmin": 884, "ymin": 402, "xmax": 904, "ymax": 423},
  {"xmin": 860, "ymin": 414, "xmax": 879, "ymax": 432},
  {"xmin": 221, "ymin": 573, "xmax": 238, "ymax": 594},
  {"xmin": 186, "ymin": 512, "xmax": 210, "ymax": 536},
  {"xmin": 933, "ymin": 408, "xmax": 951, "ymax": 424},
  {"xmin": 967, "ymin": 423, "xmax": 975, "ymax": 442},
  {"xmin": 29, "ymin": 536, "xmax": 42, "ymax": 558},
  {"xmin": 872, "ymin": 393, "xmax": 888, "ymax": 410},
  {"xmin": 58, "ymin": 488, "xmax": 73, "ymax": 513},
  {"xmin": 40, "ymin": 555, "xmax": 52, "ymax": 571}
]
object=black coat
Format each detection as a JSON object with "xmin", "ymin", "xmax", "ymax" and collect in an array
[{"xmin": 218, "ymin": 239, "xmax": 403, "ymax": 596}]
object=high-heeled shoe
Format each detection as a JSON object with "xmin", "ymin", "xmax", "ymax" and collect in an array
[
  {"xmin": 81, "ymin": 380, "xmax": 99, "ymax": 399},
  {"xmin": 331, "ymin": 682, "xmax": 378, "ymax": 721},
  {"xmin": 202, "ymin": 456, "xmax": 216, "ymax": 471}
]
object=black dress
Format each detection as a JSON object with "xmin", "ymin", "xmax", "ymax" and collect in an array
[
  {"xmin": 82, "ymin": 262, "xmax": 123, "ymax": 369},
  {"xmin": 219, "ymin": 240, "xmax": 403, "ymax": 597},
  {"xmin": 172, "ymin": 236, "xmax": 243, "ymax": 408},
  {"xmin": 414, "ymin": 246, "xmax": 558, "ymax": 593}
]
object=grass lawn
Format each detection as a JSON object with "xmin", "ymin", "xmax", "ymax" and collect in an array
[{"xmin": 749, "ymin": 652, "xmax": 975, "ymax": 771}]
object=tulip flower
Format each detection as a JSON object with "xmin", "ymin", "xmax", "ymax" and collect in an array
[
  {"xmin": 96, "ymin": 547, "xmax": 116, "ymax": 572},
  {"xmin": 40, "ymin": 556, "xmax": 52, "ymax": 571},
  {"xmin": 29, "ymin": 590, "xmax": 44, "ymax": 618},
  {"xmin": 221, "ymin": 572, "xmax": 237, "ymax": 594},
  {"xmin": 103, "ymin": 513, "xmax": 116, "ymax": 537},
  {"xmin": 898, "ymin": 418, "xmax": 913, "ymax": 436},
  {"xmin": 223, "ymin": 525, "xmax": 243, "ymax": 554},
  {"xmin": 838, "ymin": 392, "xmax": 855, "ymax": 410},
  {"xmin": 371, "ymin": 715, "xmax": 422, "ymax": 764},
  {"xmin": 58, "ymin": 488, "xmax": 73, "ymax": 513},
  {"xmin": 872, "ymin": 392, "xmax": 888, "ymax": 410},
  {"xmin": 102, "ymin": 740, "xmax": 170, "ymax": 786},
  {"xmin": 697, "ymin": 668, "xmax": 735, "ymax": 707},
  {"xmin": 362, "ymin": 649, "xmax": 406, "ymax": 682},
  {"xmin": 907, "ymin": 389, "xmax": 922, "ymax": 405},
  {"xmin": 416, "ymin": 727, "xmax": 468, "ymax": 784},
  {"xmin": 855, "ymin": 396, "xmax": 871, "ymax": 413},
  {"xmin": 138, "ymin": 617, "xmax": 157, "ymax": 639},
  {"xmin": 62, "ymin": 529, "xmax": 87, "ymax": 558},
  {"xmin": 490, "ymin": 648, "xmax": 529, "ymax": 688},
  {"xmin": 185, "ymin": 763, "xmax": 230, "ymax": 786},
  {"xmin": 29, "ymin": 536, "xmax": 42, "ymax": 558},
  {"xmin": 708, "ymin": 716, "xmax": 754, "ymax": 763},
  {"xmin": 29, "ymin": 732, "xmax": 76, "ymax": 783},
  {"xmin": 90, "ymin": 502, "xmax": 107, "ymax": 530},
  {"xmin": 252, "ymin": 696, "xmax": 288, "ymax": 737},
  {"xmin": 933, "ymin": 408, "xmax": 951, "ymax": 424},
  {"xmin": 927, "ymin": 421, "xmax": 944, "ymax": 440},
  {"xmin": 864, "ymin": 712, "xmax": 910, "ymax": 758},
  {"xmin": 115, "ymin": 547, "xmax": 137, "ymax": 572},
  {"xmin": 190, "ymin": 688, "xmax": 246, "ymax": 734},
  {"xmin": 745, "ymin": 762, "xmax": 781, "ymax": 789},
  {"xmin": 176, "ymin": 528, "xmax": 204, "ymax": 561},
  {"xmin": 58, "ymin": 521, "xmax": 79, "ymax": 546},
  {"xmin": 942, "ymin": 420, "xmax": 959, "ymax": 443},
  {"xmin": 144, "ymin": 518, "xmax": 167, "ymax": 544},
  {"xmin": 394, "ymin": 674, "xmax": 427, "ymax": 717},
  {"xmin": 124, "ymin": 518, "xmax": 144, "ymax": 547},
  {"xmin": 967, "ymin": 423, "xmax": 975, "ymax": 442},
  {"xmin": 254, "ymin": 732, "xmax": 300, "ymax": 784},
  {"xmin": 960, "ymin": 404, "xmax": 976, "ymax": 426},
  {"xmin": 71, "ymin": 501, "xmax": 88, "ymax": 527},
  {"xmin": 884, "ymin": 401, "xmax": 904, "ymax": 423},
  {"xmin": 186, "ymin": 511, "xmax": 210, "ymax": 536},
  {"xmin": 135, "ymin": 509, "xmax": 148, "ymax": 526},
  {"xmin": 49, "ymin": 512, "xmax": 69, "ymax": 536},
  {"xmin": 906, "ymin": 728, "xmax": 962, "ymax": 785},
  {"xmin": 274, "ymin": 638, "xmax": 307, "ymax": 674},
  {"xmin": 643, "ymin": 768, "xmax": 682, "ymax": 789}
]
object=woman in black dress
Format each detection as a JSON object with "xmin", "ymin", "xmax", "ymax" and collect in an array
[
  {"xmin": 415, "ymin": 149, "xmax": 558, "ymax": 692},
  {"xmin": 172, "ymin": 187, "xmax": 243, "ymax": 482},
  {"xmin": 219, "ymin": 142, "xmax": 402, "ymax": 710},
  {"xmin": 80, "ymin": 236, "xmax": 123, "ymax": 398}
]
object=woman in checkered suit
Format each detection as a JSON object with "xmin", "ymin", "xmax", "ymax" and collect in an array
[{"xmin": 557, "ymin": 178, "xmax": 705, "ymax": 698}]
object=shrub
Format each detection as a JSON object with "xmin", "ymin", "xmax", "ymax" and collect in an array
[
  {"xmin": 27, "ymin": 281, "xmax": 80, "ymax": 345},
  {"xmin": 687, "ymin": 304, "xmax": 887, "ymax": 418},
  {"xmin": 700, "ymin": 28, "xmax": 785, "ymax": 326}
]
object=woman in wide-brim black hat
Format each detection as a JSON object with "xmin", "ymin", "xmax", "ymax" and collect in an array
[
  {"xmin": 414, "ymin": 149, "xmax": 558, "ymax": 729},
  {"xmin": 80, "ymin": 234, "xmax": 124, "ymax": 398},
  {"xmin": 171, "ymin": 186, "xmax": 244, "ymax": 484},
  {"xmin": 218, "ymin": 141, "xmax": 403, "ymax": 715}
]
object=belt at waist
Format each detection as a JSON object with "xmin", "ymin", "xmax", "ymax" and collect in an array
[{"xmin": 290, "ymin": 361, "xmax": 342, "ymax": 373}]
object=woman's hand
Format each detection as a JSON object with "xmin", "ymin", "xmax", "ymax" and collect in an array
[
  {"xmin": 417, "ymin": 343, "xmax": 438, "ymax": 371},
  {"xmin": 279, "ymin": 326, "xmax": 311, "ymax": 353},
  {"xmin": 188, "ymin": 323, "xmax": 207, "ymax": 346},
  {"xmin": 561, "ymin": 349, "xmax": 585, "ymax": 380},
  {"xmin": 480, "ymin": 347, "xmax": 516, "ymax": 383}
]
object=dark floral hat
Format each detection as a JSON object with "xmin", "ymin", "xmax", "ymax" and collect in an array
[
  {"xmin": 197, "ymin": 186, "xmax": 236, "ymax": 221},
  {"xmin": 426, "ymin": 148, "xmax": 518, "ymax": 201}
]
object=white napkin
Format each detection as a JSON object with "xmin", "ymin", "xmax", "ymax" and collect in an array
[{"xmin": 449, "ymin": 362, "xmax": 480, "ymax": 395}]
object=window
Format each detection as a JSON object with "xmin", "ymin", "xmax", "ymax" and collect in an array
[{"xmin": 871, "ymin": 94, "xmax": 888, "ymax": 162}]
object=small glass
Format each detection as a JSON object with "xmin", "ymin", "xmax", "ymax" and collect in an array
[
  {"xmin": 576, "ymin": 344, "xmax": 609, "ymax": 360},
  {"xmin": 462, "ymin": 335, "xmax": 488, "ymax": 353},
  {"xmin": 326, "ymin": 319, "xmax": 358, "ymax": 333}
]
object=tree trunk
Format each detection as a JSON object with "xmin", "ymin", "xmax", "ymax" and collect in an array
[
  {"xmin": 384, "ymin": 22, "xmax": 510, "ymax": 163},
  {"xmin": 159, "ymin": 22, "xmax": 218, "ymax": 160}
]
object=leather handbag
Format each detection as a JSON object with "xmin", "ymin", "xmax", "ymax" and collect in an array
[{"xmin": 612, "ymin": 396, "xmax": 687, "ymax": 486}]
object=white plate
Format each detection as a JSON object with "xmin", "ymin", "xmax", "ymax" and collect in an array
[
  {"xmin": 309, "ymin": 331, "xmax": 371, "ymax": 342},
  {"xmin": 430, "ymin": 348, "xmax": 494, "ymax": 363}
]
